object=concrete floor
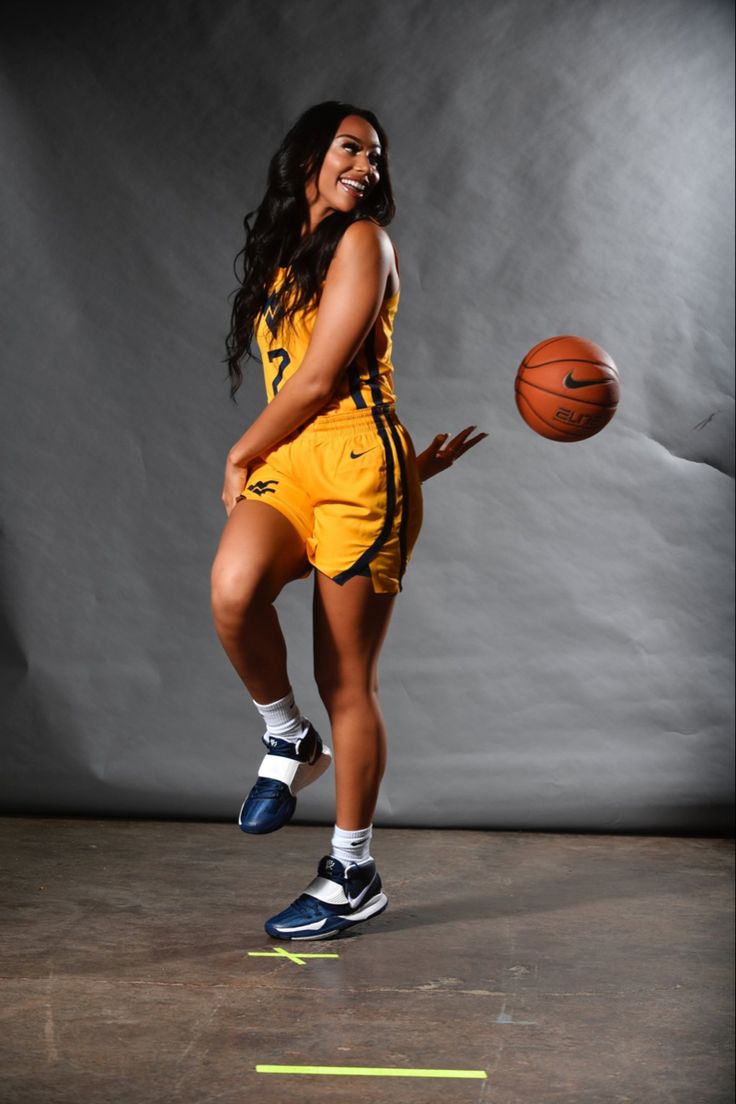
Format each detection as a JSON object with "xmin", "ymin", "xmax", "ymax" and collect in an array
[{"xmin": 0, "ymin": 819, "xmax": 733, "ymax": 1104}]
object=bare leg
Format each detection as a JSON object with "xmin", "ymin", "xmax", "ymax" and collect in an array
[
  {"xmin": 313, "ymin": 572, "xmax": 396, "ymax": 830},
  {"xmin": 210, "ymin": 499, "xmax": 308, "ymax": 703}
]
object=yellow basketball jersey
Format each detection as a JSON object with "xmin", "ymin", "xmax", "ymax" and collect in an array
[{"xmin": 255, "ymin": 268, "xmax": 399, "ymax": 414}]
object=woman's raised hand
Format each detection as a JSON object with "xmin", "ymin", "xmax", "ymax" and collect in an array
[
  {"xmin": 222, "ymin": 456, "xmax": 249, "ymax": 516},
  {"xmin": 416, "ymin": 426, "xmax": 487, "ymax": 483}
]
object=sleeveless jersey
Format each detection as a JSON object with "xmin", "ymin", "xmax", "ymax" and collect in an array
[{"xmin": 255, "ymin": 268, "xmax": 399, "ymax": 415}]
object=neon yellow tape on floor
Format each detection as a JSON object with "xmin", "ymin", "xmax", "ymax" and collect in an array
[{"xmin": 256, "ymin": 1065, "xmax": 487, "ymax": 1079}]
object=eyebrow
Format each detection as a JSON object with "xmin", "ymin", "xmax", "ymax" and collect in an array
[{"xmin": 336, "ymin": 132, "xmax": 382, "ymax": 150}]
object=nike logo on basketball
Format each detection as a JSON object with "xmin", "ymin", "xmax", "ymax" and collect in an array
[
  {"xmin": 563, "ymin": 372, "xmax": 609, "ymax": 389},
  {"xmin": 247, "ymin": 479, "xmax": 279, "ymax": 496},
  {"xmin": 350, "ymin": 448, "xmax": 375, "ymax": 459}
]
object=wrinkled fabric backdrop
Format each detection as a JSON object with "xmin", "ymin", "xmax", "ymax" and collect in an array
[{"xmin": 1, "ymin": 0, "xmax": 733, "ymax": 831}]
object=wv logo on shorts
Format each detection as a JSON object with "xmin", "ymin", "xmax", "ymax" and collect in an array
[{"xmin": 247, "ymin": 479, "xmax": 279, "ymax": 496}]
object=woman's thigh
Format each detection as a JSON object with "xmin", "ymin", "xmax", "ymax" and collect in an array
[
  {"xmin": 312, "ymin": 571, "xmax": 396, "ymax": 697},
  {"xmin": 212, "ymin": 498, "xmax": 310, "ymax": 604}
]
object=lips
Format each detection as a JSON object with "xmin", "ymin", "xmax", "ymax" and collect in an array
[{"xmin": 339, "ymin": 177, "xmax": 367, "ymax": 197}]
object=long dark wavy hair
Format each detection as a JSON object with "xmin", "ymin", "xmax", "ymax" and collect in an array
[{"xmin": 224, "ymin": 101, "xmax": 395, "ymax": 398}]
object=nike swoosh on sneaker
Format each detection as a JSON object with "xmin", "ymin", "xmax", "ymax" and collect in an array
[
  {"xmin": 347, "ymin": 878, "xmax": 377, "ymax": 910},
  {"xmin": 563, "ymin": 371, "xmax": 611, "ymax": 389}
]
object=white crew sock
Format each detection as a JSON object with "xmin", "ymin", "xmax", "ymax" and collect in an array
[
  {"xmin": 331, "ymin": 824, "xmax": 373, "ymax": 865},
  {"xmin": 253, "ymin": 690, "xmax": 305, "ymax": 745}
]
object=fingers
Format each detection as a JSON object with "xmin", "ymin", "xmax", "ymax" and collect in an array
[
  {"xmin": 455, "ymin": 431, "xmax": 488, "ymax": 455},
  {"xmin": 222, "ymin": 458, "xmax": 250, "ymax": 515},
  {"xmin": 447, "ymin": 425, "xmax": 487, "ymax": 448},
  {"xmin": 448, "ymin": 425, "xmax": 476, "ymax": 446},
  {"xmin": 434, "ymin": 426, "xmax": 488, "ymax": 463}
]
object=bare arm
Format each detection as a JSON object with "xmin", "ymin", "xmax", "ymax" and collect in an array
[{"xmin": 221, "ymin": 222, "xmax": 394, "ymax": 512}]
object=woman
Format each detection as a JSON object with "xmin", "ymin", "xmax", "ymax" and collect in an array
[{"xmin": 211, "ymin": 102, "xmax": 484, "ymax": 940}]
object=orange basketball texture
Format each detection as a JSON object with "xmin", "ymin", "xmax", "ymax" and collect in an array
[{"xmin": 515, "ymin": 336, "xmax": 620, "ymax": 441}]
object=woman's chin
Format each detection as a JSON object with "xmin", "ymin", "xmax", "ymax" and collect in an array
[{"xmin": 333, "ymin": 189, "xmax": 363, "ymax": 212}]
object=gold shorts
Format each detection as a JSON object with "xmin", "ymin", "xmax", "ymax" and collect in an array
[{"xmin": 239, "ymin": 406, "xmax": 423, "ymax": 594}]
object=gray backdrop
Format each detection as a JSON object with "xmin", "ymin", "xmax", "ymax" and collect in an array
[{"xmin": 2, "ymin": 0, "xmax": 733, "ymax": 832}]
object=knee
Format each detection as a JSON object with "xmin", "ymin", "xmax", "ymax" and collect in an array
[
  {"xmin": 314, "ymin": 667, "xmax": 338, "ymax": 713},
  {"xmin": 314, "ymin": 667, "xmax": 372, "ymax": 717},
  {"xmin": 314, "ymin": 659, "xmax": 344, "ymax": 713},
  {"xmin": 210, "ymin": 558, "xmax": 260, "ymax": 629}
]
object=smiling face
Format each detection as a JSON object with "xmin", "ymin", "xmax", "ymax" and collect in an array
[{"xmin": 305, "ymin": 114, "xmax": 382, "ymax": 230}]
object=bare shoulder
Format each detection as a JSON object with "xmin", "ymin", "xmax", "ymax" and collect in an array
[
  {"xmin": 335, "ymin": 219, "xmax": 394, "ymax": 265},
  {"xmin": 330, "ymin": 221, "xmax": 398, "ymax": 297}
]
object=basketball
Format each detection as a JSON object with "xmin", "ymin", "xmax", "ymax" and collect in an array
[{"xmin": 515, "ymin": 335, "xmax": 620, "ymax": 442}]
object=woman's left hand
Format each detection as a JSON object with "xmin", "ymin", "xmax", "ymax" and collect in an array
[
  {"xmin": 416, "ymin": 426, "xmax": 488, "ymax": 483},
  {"xmin": 222, "ymin": 455, "xmax": 249, "ymax": 516}
]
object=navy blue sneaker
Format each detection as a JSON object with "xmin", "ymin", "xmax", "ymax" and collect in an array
[
  {"xmin": 238, "ymin": 723, "xmax": 331, "ymax": 835},
  {"xmin": 264, "ymin": 855, "xmax": 388, "ymax": 940}
]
